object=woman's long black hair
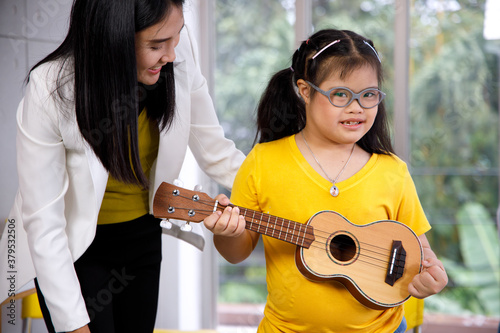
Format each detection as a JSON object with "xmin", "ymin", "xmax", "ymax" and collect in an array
[
  {"xmin": 29, "ymin": 0, "xmax": 184, "ymax": 188},
  {"xmin": 256, "ymin": 29, "xmax": 394, "ymax": 155}
]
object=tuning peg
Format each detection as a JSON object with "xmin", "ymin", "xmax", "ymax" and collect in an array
[
  {"xmin": 181, "ymin": 221, "xmax": 193, "ymax": 232},
  {"xmin": 194, "ymin": 184, "xmax": 203, "ymax": 192},
  {"xmin": 173, "ymin": 179, "xmax": 184, "ymax": 187},
  {"xmin": 160, "ymin": 219, "xmax": 173, "ymax": 229}
]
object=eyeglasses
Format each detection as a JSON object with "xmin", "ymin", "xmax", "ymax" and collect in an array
[{"xmin": 306, "ymin": 81, "xmax": 386, "ymax": 109}]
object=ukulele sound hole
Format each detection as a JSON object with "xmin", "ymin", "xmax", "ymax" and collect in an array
[{"xmin": 330, "ymin": 234, "xmax": 356, "ymax": 262}]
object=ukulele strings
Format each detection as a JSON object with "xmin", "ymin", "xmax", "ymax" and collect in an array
[
  {"xmin": 240, "ymin": 208, "xmax": 394, "ymax": 271},
  {"xmin": 312, "ymin": 229, "xmax": 393, "ymax": 270},
  {"xmin": 171, "ymin": 196, "xmax": 398, "ymax": 272},
  {"xmin": 174, "ymin": 197, "xmax": 396, "ymax": 272},
  {"xmin": 235, "ymin": 206, "xmax": 398, "ymax": 272}
]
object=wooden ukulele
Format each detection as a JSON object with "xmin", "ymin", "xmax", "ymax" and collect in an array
[{"xmin": 153, "ymin": 182, "xmax": 423, "ymax": 310}]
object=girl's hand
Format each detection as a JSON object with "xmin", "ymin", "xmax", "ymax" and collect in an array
[
  {"xmin": 408, "ymin": 235, "xmax": 448, "ymax": 299},
  {"xmin": 408, "ymin": 257, "xmax": 448, "ymax": 298},
  {"xmin": 203, "ymin": 194, "xmax": 246, "ymax": 237}
]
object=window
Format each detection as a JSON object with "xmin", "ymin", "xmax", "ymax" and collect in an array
[
  {"xmin": 213, "ymin": 0, "xmax": 499, "ymax": 331},
  {"xmin": 408, "ymin": 0, "xmax": 499, "ymax": 325},
  {"xmin": 214, "ymin": 1, "xmax": 294, "ymax": 328},
  {"xmin": 215, "ymin": 1, "xmax": 295, "ymax": 154}
]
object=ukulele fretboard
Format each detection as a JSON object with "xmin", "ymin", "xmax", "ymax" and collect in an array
[{"xmin": 238, "ymin": 207, "xmax": 315, "ymax": 248}]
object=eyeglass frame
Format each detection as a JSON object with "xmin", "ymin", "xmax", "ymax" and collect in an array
[{"xmin": 305, "ymin": 81, "xmax": 386, "ymax": 109}]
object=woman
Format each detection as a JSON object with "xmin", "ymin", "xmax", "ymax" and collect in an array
[{"xmin": 0, "ymin": 0, "xmax": 244, "ymax": 332}]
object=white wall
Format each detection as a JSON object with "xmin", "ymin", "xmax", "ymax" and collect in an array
[
  {"xmin": 1, "ymin": 0, "xmax": 72, "ymax": 227},
  {"xmin": 0, "ymin": 0, "xmax": 215, "ymax": 331},
  {"xmin": 1, "ymin": 2, "xmax": 72, "ymax": 331}
]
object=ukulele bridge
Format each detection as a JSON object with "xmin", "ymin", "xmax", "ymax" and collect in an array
[{"xmin": 385, "ymin": 240, "xmax": 406, "ymax": 286}]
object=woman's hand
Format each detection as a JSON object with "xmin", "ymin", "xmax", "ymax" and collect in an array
[
  {"xmin": 203, "ymin": 194, "xmax": 246, "ymax": 237},
  {"xmin": 408, "ymin": 234, "xmax": 448, "ymax": 299},
  {"xmin": 69, "ymin": 324, "xmax": 91, "ymax": 333}
]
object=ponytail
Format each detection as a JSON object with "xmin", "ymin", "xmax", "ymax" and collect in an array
[{"xmin": 255, "ymin": 68, "xmax": 306, "ymax": 144}]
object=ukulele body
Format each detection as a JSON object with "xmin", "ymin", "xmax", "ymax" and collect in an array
[{"xmin": 295, "ymin": 211, "xmax": 423, "ymax": 310}]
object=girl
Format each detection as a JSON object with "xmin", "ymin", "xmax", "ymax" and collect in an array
[
  {"xmin": 0, "ymin": 0, "xmax": 244, "ymax": 332},
  {"xmin": 205, "ymin": 29, "xmax": 448, "ymax": 332}
]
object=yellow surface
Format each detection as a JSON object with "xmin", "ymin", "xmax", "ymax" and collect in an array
[
  {"xmin": 21, "ymin": 292, "xmax": 43, "ymax": 319},
  {"xmin": 403, "ymin": 297, "xmax": 424, "ymax": 329}
]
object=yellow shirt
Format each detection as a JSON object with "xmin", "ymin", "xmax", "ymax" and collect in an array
[
  {"xmin": 97, "ymin": 109, "xmax": 159, "ymax": 224},
  {"xmin": 230, "ymin": 135, "xmax": 431, "ymax": 333}
]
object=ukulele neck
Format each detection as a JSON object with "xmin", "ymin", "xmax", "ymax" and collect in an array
[{"xmin": 234, "ymin": 206, "xmax": 315, "ymax": 249}]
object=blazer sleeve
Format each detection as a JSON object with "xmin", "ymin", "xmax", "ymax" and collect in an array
[
  {"xmin": 183, "ymin": 26, "xmax": 246, "ymax": 190},
  {"xmin": 16, "ymin": 64, "xmax": 90, "ymax": 331}
]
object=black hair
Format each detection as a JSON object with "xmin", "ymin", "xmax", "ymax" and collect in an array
[
  {"xmin": 29, "ymin": 0, "xmax": 184, "ymax": 188},
  {"xmin": 256, "ymin": 29, "xmax": 394, "ymax": 155}
]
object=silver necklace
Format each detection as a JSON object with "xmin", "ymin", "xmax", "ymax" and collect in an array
[{"xmin": 301, "ymin": 132, "xmax": 356, "ymax": 197}]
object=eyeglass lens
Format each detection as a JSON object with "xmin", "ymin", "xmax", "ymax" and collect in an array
[{"xmin": 330, "ymin": 88, "xmax": 382, "ymax": 108}]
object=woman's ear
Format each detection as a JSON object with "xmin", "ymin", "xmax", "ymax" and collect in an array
[{"xmin": 297, "ymin": 79, "xmax": 311, "ymax": 104}]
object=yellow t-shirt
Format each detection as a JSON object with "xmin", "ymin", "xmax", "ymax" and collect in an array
[
  {"xmin": 230, "ymin": 135, "xmax": 431, "ymax": 333},
  {"xmin": 97, "ymin": 108, "xmax": 159, "ymax": 224}
]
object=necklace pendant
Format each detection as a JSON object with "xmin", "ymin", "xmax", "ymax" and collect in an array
[{"xmin": 330, "ymin": 184, "xmax": 339, "ymax": 197}]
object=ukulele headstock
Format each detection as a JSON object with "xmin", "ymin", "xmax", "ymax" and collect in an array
[{"xmin": 153, "ymin": 182, "xmax": 215, "ymax": 222}]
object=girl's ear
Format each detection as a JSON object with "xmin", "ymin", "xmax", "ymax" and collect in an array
[{"xmin": 297, "ymin": 79, "xmax": 311, "ymax": 104}]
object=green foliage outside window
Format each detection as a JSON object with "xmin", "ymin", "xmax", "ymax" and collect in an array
[{"xmin": 215, "ymin": 0, "xmax": 499, "ymax": 319}]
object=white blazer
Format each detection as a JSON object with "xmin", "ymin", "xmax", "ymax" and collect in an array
[{"xmin": 0, "ymin": 25, "xmax": 245, "ymax": 332}]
